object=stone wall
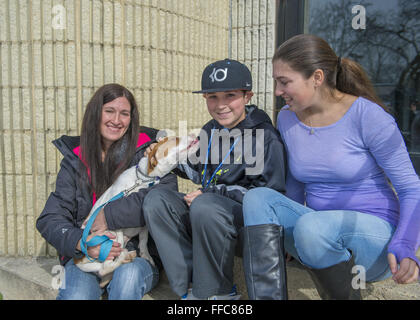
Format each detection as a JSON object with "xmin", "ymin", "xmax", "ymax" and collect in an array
[
  {"xmin": 0, "ymin": 0, "xmax": 229, "ymax": 258},
  {"xmin": 230, "ymin": 0, "xmax": 276, "ymax": 119}
]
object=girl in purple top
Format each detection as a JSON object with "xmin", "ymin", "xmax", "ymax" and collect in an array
[{"xmin": 242, "ymin": 34, "xmax": 420, "ymax": 300}]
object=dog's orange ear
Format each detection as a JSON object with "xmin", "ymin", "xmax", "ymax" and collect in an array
[{"xmin": 147, "ymin": 137, "xmax": 169, "ymax": 175}]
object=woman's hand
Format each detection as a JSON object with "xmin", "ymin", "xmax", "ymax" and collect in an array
[
  {"xmin": 77, "ymin": 230, "xmax": 122, "ymax": 261},
  {"xmin": 388, "ymin": 253, "xmax": 419, "ymax": 284},
  {"xmin": 184, "ymin": 189, "xmax": 203, "ymax": 207},
  {"xmin": 89, "ymin": 208, "xmax": 108, "ymax": 233}
]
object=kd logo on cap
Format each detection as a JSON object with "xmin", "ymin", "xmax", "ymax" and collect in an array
[{"xmin": 209, "ymin": 67, "xmax": 228, "ymax": 83}]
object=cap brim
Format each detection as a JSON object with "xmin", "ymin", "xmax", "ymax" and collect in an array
[{"xmin": 192, "ymin": 87, "xmax": 252, "ymax": 94}]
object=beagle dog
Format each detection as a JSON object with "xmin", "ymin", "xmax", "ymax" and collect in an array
[{"xmin": 74, "ymin": 134, "xmax": 199, "ymax": 287}]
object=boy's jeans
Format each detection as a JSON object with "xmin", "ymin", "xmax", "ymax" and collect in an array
[
  {"xmin": 57, "ymin": 257, "xmax": 159, "ymax": 300},
  {"xmin": 243, "ymin": 187, "xmax": 394, "ymax": 282}
]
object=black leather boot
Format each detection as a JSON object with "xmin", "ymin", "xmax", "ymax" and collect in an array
[
  {"xmin": 306, "ymin": 254, "xmax": 362, "ymax": 300},
  {"xmin": 242, "ymin": 224, "xmax": 288, "ymax": 300}
]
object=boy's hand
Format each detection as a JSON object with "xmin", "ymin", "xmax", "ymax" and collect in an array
[{"xmin": 184, "ymin": 190, "xmax": 203, "ymax": 207}]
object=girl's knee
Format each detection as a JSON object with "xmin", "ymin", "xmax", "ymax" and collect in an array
[
  {"xmin": 294, "ymin": 212, "xmax": 324, "ymax": 237},
  {"xmin": 243, "ymin": 187, "xmax": 275, "ymax": 206},
  {"xmin": 293, "ymin": 214, "xmax": 325, "ymax": 260},
  {"xmin": 293, "ymin": 213, "xmax": 348, "ymax": 268},
  {"xmin": 243, "ymin": 187, "xmax": 285, "ymax": 226}
]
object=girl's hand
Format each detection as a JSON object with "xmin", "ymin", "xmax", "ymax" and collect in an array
[
  {"xmin": 388, "ymin": 253, "xmax": 419, "ymax": 284},
  {"xmin": 184, "ymin": 190, "xmax": 203, "ymax": 207}
]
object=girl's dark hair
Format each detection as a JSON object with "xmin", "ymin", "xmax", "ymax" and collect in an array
[
  {"xmin": 272, "ymin": 34, "xmax": 388, "ymax": 112},
  {"xmin": 80, "ymin": 83, "xmax": 140, "ymax": 198}
]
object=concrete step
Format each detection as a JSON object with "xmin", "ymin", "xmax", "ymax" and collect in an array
[
  {"xmin": 0, "ymin": 256, "xmax": 419, "ymax": 300},
  {"xmin": 0, "ymin": 256, "xmax": 178, "ymax": 300}
]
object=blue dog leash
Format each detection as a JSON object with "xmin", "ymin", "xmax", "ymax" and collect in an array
[
  {"xmin": 80, "ymin": 163, "xmax": 160, "ymax": 263},
  {"xmin": 80, "ymin": 192, "xmax": 125, "ymax": 262}
]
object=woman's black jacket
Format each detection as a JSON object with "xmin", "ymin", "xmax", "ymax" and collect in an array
[{"xmin": 36, "ymin": 127, "xmax": 177, "ymax": 267}]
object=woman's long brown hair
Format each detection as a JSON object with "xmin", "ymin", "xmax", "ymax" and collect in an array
[
  {"xmin": 79, "ymin": 83, "xmax": 140, "ymax": 198},
  {"xmin": 273, "ymin": 34, "xmax": 388, "ymax": 112}
]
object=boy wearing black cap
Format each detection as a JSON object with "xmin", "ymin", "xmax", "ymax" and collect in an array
[{"xmin": 143, "ymin": 59, "xmax": 287, "ymax": 300}]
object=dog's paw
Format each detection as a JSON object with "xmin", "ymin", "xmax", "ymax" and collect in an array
[
  {"xmin": 99, "ymin": 273, "xmax": 113, "ymax": 288},
  {"xmin": 122, "ymin": 250, "xmax": 137, "ymax": 264},
  {"xmin": 140, "ymin": 252, "xmax": 156, "ymax": 267}
]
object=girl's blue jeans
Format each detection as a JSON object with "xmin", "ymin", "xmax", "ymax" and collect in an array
[
  {"xmin": 243, "ymin": 187, "xmax": 394, "ymax": 282},
  {"xmin": 57, "ymin": 257, "xmax": 159, "ymax": 300}
]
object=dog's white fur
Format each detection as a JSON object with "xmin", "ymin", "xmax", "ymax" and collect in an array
[{"xmin": 75, "ymin": 134, "xmax": 198, "ymax": 287}]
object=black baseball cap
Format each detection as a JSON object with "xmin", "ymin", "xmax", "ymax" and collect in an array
[{"xmin": 193, "ymin": 59, "xmax": 252, "ymax": 94}]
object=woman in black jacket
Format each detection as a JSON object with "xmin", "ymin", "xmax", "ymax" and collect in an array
[{"xmin": 36, "ymin": 83, "xmax": 177, "ymax": 299}]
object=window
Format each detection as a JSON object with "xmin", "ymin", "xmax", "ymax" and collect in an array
[{"xmin": 275, "ymin": 0, "xmax": 420, "ymax": 174}]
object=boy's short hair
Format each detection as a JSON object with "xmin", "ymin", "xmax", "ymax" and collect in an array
[{"xmin": 193, "ymin": 59, "xmax": 252, "ymax": 94}]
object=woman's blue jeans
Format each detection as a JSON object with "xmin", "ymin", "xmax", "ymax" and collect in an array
[
  {"xmin": 243, "ymin": 187, "xmax": 394, "ymax": 282},
  {"xmin": 57, "ymin": 257, "xmax": 159, "ymax": 300}
]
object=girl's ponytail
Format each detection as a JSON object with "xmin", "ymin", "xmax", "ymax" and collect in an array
[
  {"xmin": 337, "ymin": 57, "xmax": 388, "ymax": 112},
  {"xmin": 273, "ymin": 34, "xmax": 388, "ymax": 112}
]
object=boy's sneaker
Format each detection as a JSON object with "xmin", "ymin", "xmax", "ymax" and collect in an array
[
  {"xmin": 181, "ymin": 285, "xmax": 241, "ymax": 300},
  {"xmin": 181, "ymin": 288, "xmax": 200, "ymax": 300},
  {"xmin": 207, "ymin": 285, "xmax": 241, "ymax": 300}
]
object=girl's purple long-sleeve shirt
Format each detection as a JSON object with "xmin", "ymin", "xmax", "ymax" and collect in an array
[{"xmin": 277, "ymin": 97, "xmax": 420, "ymax": 266}]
